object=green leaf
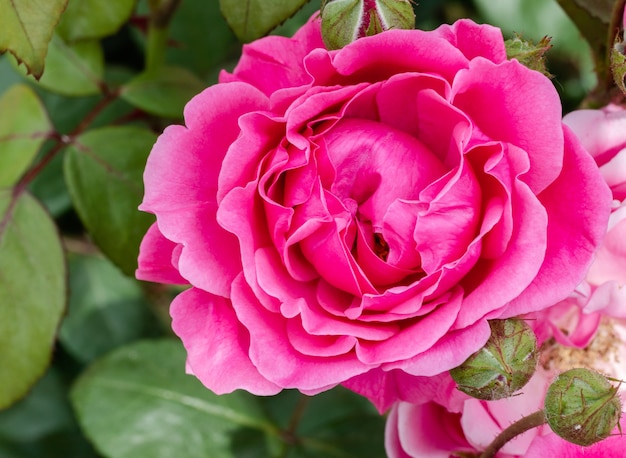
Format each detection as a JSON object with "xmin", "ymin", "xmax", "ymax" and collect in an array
[
  {"xmin": 0, "ymin": 84, "xmax": 52, "ymax": 188},
  {"xmin": 0, "ymin": 0, "xmax": 68, "ymax": 79},
  {"xmin": 63, "ymin": 126, "xmax": 156, "ymax": 276},
  {"xmin": 59, "ymin": 253, "xmax": 160, "ymax": 363},
  {"xmin": 71, "ymin": 340, "xmax": 278, "ymax": 458},
  {"xmin": 0, "ymin": 368, "xmax": 100, "ymax": 458},
  {"xmin": 12, "ymin": 34, "xmax": 104, "ymax": 97},
  {"xmin": 120, "ymin": 66, "xmax": 205, "ymax": 118},
  {"xmin": 56, "ymin": 0, "xmax": 137, "ymax": 42},
  {"xmin": 0, "ymin": 191, "xmax": 66, "ymax": 409},
  {"xmin": 0, "ymin": 369, "xmax": 74, "ymax": 442},
  {"xmin": 219, "ymin": 0, "xmax": 310, "ymax": 42}
]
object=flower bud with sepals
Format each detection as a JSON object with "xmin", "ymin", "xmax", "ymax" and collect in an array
[
  {"xmin": 450, "ymin": 318, "xmax": 538, "ymax": 400},
  {"xmin": 320, "ymin": 0, "xmax": 415, "ymax": 50},
  {"xmin": 544, "ymin": 368, "xmax": 622, "ymax": 446}
]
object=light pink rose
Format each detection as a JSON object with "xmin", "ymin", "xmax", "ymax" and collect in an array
[
  {"xmin": 386, "ymin": 320, "xmax": 626, "ymax": 457},
  {"xmin": 136, "ymin": 17, "xmax": 610, "ymax": 402},
  {"xmin": 563, "ymin": 105, "xmax": 626, "ymax": 200}
]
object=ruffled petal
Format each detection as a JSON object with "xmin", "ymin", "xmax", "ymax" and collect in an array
[{"xmin": 171, "ymin": 287, "xmax": 281, "ymax": 395}]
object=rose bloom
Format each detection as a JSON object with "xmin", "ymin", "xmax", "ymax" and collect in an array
[{"xmin": 136, "ymin": 17, "xmax": 610, "ymax": 403}]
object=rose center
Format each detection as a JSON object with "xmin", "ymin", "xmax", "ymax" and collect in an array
[{"xmin": 322, "ymin": 118, "xmax": 447, "ymax": 231}]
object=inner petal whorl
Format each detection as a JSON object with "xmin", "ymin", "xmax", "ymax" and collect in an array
[{"xmin": 322, "ymin": 118, "xmax": 447, "ymax": 230}]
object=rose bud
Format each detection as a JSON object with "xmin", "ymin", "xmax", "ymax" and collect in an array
[
  {"xmin": 544, "ymin": 368, "xmax": 622, "ymax": 446},
  {"xmin": 321, "ymin": 0, "xmax": 415, "ymax": 50},
  {"xmin": 450, "ymin": 318, "xmax": 538, "ymax": 400}
]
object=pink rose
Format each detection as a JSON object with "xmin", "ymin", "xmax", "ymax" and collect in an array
[{"xmin": 136, "ymin": 17, "xmax": 610, "ymax": 400}]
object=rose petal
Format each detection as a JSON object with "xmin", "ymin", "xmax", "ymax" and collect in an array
[
  {"xmin": 141, "ymin": 83, "xmax": 269, "ymax": 297},
  {"xmin": 136, "ymin": 223, "xmax": 188, "ymax": 284},
  {"xmin": 231, "ymin": 274, "xmax": 373, "ymax": 390},
  {"xmin": 453, "ymin": 58, "xmax": 563, "ymax": 193},
  {"xmin": 218, "ymin": 17, "xmax": 323, "ymax": 97},
  {"xmin": 502, "ymin": 127, "xmax": 612, "ymax": 318},
  {"xmin": 170, "ymin": 287, "xmax": 281, "ymax": 395}
]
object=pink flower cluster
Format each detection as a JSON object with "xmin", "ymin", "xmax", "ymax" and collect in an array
[{"xmin": 386, "ymin": 104, "xmax": 626, "ymax": 457}]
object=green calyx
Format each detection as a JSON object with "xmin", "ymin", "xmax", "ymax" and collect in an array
[
  {"xmin": 544, "ymin": 368, "xmax": 622, "ymax": 446},
  {"xmin": 450, "ymin": 318, "xmax": 538, "ymax": 401},
  {"xmin": 504, "ymin": 33, "xmax": 553, "ymax": 78},
  {"xmin": 320, "ymin": 0, "xmax": 415, "ymax": 50}
]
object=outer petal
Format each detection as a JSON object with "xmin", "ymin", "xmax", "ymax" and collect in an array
[
  {"xmin": 170, "ymin": 287, "xmax": 281, "ymax": 395},
  {"xmin": 327, "ymin": 28, "xmax": 473, "ymax": 85},
  {"xmin": 525, "ymin": 419, "xmax": 626, "ymax": 458},
  {"xmin": 218, "ymin": 17, "xmax": 324, "ymax": 97},
  {"xmin": 141, "ymin": 82, "xmax": 269, "ymax": 297},
  {"xmin": 230, "ymin": 274, "xmax": 372, "ymax": 390},
  {"xmin": 387, "ymin": 320, "xmax": 491, "ymax": 377},
  {"xmin": 452, "ymin": 58, "xmax": 564, "ymax": 193},
  {"xmin": 136, "ymin": 223, "xmax": 187, "ymax": 284},
  {"xmin": 502, "ymin": 127, "xmax": 612, "ymax": 317},
  {"xmin": 391, "ymin": 402, "xmax": 474, "ymax": 458},
  {"xmin": 343, "ymin": 369, "xmax": 466, "ymax": 413},
  {"xmin": 433, "ymin": 18, "xmax": 507, "ymax": 64},
  {"xmin": 563, "ymin": 107, "xmax": 626, "ymax": 162}
]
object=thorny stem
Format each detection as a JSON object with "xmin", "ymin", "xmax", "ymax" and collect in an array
[{"xmin": 479, "ymin": 409, "xmax": 547, "ymax": 458}]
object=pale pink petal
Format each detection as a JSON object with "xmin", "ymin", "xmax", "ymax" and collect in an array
[
  {"xmin": 393, "ymin": 402, "xmax": 474, "ymax": 457},
  {"xmin": 562, "ymin": 108, "xmax": 626, "ymax": 163},
  {"xmin": 587, "ymin": 210, "xmax": 626, "ymax": 285}
]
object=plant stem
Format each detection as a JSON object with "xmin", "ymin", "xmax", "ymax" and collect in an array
[
  {"xmin": 278, "ymin": 394, "xmax": 310, "ymax": 458},
  {"xmin": 145, "ymin": 0, "xmax": 183, "ymax": 72},
  {"xmin": 479, "ymin": 409, "xmax": 547, "ymax": 458},
  {"xmin": 145, "ymin": 23, "xmax": 169, "ymax": 73}
]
